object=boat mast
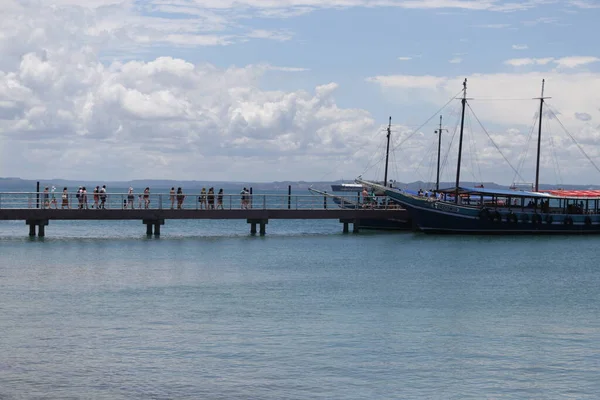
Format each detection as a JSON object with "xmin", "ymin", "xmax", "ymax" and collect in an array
[
  {"xmin": 454, "ymin": 79, "xmax": 468, "ymax": 204},
  {"xmin": 435, "ymin": 115, "xmax": 447, "ymax": 192},
  {"xmin": 534, "ymin": 79, "xmax": 549, "ymax": 192},
  {"xmin": 383, "ymin": 116, "xmax": 391, "ymax": 188}
]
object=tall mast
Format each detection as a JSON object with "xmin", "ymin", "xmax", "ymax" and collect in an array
[
  {"xmin": 435, "ymin": 115, "xmax": 447, "ymax": 192},
  {"xmin": 383, "ymin": 116, "xmax": 391, "ymax": 187},
  {"xmin": 455, "ymin": 79, "xmax": 468, "ymax": 204},
  {"xmin": 534, "ymin": 79, "xmax": 549, "ymax": 192}
]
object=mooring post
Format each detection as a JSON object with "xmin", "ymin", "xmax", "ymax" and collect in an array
[
  {"xmin": 28, "ymin": 222, "xmax": 36, "ymax": 237},
  {"xmin": 250, "ymin": 222, "xmax": 257, "ymax": 234},
  {"xmin": 288, "ymin": 185, "xmax": 291, "ymax": 209},
  {"xmin": 154, "ymin": 223, "xmax": 161, "ymax": 236},
  {"xmin": 146, "ymin": 223, "xmax": 153, "ymax": 236}
]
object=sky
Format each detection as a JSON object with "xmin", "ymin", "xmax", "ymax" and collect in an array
[{"xmin": 1, "ymin": 0, "xmax": 600, "ymax": 186}]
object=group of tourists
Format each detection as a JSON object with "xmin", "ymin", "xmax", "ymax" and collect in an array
[
  {"xmin": 39, "ymin": 186, "xmax": 254, "ymax": 210},
  {"xmin": 196, "ymin": 187, "xmax": 224, "ymax": 210},
  {"xmin": 42, "ymin": 185, "xmax": 108, "ymax": 209},
  {"xmin": 124, "ymin": 187, "xmax": 151, "ymax": 209}
]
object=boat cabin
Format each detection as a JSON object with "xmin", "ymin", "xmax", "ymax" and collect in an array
[{"xmin": 435, "ymin": 187, "xmax": 600, "ymax": 215}]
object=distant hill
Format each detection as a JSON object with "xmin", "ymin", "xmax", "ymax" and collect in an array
[{"xmin": 2, "ymin": 177, "xmax": 600, "ymax": 192}]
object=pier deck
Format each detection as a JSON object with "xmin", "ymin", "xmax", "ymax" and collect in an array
[{"xmin": 0, "ymin": 192, "xmax": 409, "ymax": 236}]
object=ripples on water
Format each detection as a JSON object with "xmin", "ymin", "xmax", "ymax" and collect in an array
[{"xmin": 1, "ymin": 220, "xmax": 600, "ymax": 399}]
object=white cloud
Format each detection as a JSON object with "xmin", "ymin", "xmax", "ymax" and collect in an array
[
  {"xmin": 504, "ymin": 57, "xmax": 554, "ymax": 66},
  {"xmin": 570, "ymin": 0, "xmax": 600, "ymax": 9},
  {"xmin": 366, "ymin": 75, "xmax": 447, "ymax": 90},
  {"xmin": 398, "ymin": 57, "xmax": 413, "ymax": 61},
  {"xmin": 473, "ymin": 23, "xmax": 511, "ymax": 28},
  {"xmin": 505, "ymin": 56, "xmax": 600, "ymax": 68},
  {"xmin": 0, "ymin": 54, "xmax": 377, "ymax": 180},
  {"xmin": 522, "ymin": 16, "xmax": 559, "ymax": 26},
  {"xmin": 0, "ymin": 2, "xmax": 386, "ymax": 181},
  {"xmin": 554, "ymin": 56, "xmax": 600, "ymax": 68},
  {"xmin": 512, "ymin": 44, "xmax": 528, "ymax": 50},
  {"xmin": 449, "ymin": 57, "xmax": 463, "ymax": 64}
]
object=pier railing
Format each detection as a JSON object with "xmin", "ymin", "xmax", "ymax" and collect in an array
[{"xmin": 0, "ymin": 192, "xmax": 396, "ymax": 211}]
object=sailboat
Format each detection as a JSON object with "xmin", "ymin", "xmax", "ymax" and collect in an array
[{"xmin": 358, "ymin": 79, "xmax": 600, "ymax": 234}]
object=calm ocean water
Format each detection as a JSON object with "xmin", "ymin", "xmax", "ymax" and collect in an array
[{"xmin": 2, "ymin": 190, "xmax": 600, "ymax": 398}]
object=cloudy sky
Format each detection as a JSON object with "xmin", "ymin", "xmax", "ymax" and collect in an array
[{"xmin": 1, "ymin": 0, "xmax": 600, "ymax": 185}]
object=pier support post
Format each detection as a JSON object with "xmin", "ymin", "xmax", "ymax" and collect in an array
[
  {"xmin": 259, "ymin": 221, "xmax": 267, "ymax": 235},
  {"xmin": 340, "ymin": 219, "xmax": 350, "ymax": 234},
  {"xmin": 353, "ymin": 219, "xmax": 360, "ymax": 233},
  {"xmin": 143, "ymin": 219, "xmax": 164, "ymax": 236},
  {"xmin": 26, "ymin": 219, "xmax": 49, "ymax": 237},
  {"xmin": 248, "ymin": 219, "xmax": 268, "ymax": 235}
]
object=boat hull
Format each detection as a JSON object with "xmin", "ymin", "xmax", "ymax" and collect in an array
[{"xmin": 386, "ymin": 190, "xmax": 600, "ymax": 234}]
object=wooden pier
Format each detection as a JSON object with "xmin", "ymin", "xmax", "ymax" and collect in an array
[{"xmin": 0, "ymin": 192, "xmax": 408, "ymax": 237}]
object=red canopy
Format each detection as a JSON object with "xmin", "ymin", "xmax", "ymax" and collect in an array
[{"xmin": 544, "ymin": 190, "xmax": 600, "ymax": 198}]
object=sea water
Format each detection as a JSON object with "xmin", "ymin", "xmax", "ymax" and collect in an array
[{"xmin": 1, "ymin": 192, "xmax": 600, "ymax": 398}]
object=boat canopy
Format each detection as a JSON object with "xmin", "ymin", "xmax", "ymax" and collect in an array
[
  {"xmin": 543, "ymin": 189, "xmax": 600, "ymax": 198},
  {"xmin": 437, "ymin": 186, "xmax": 555, "ymax": 199}
]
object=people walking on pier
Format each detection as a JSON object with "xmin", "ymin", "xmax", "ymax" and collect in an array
[
  {"xmin": 100, "ymin": 185, "xmax": 107, "ymax": 209},
  {"xmin": 50, "ymin": 186, "xmax": 57, "ymax": 209},
  {"xmin": 143, "ymin": 187, "xmax": 150, "ymax": 209},
  {"xmin": 176, "ymin": 187, "xmax": 185, "ymax": 209},
  {"xmin": 207, "ymin": 187, "xmax": 215, "ymax": 209},
  {"xmin": 217, "ymin": 188, "xmax": 224, "ymax": 209},
  {"xmin": 82, "ymin": 187, "xmax": 88, "ymax": 209},
  {"xmin": 76, "ymin": 187, "xmax": 83, "ymax": 209},
  {"xmin": 170, "ymin": 187, "xmax": 175, "ymax": 209},
  {"xmin": 200, "ymin": 187, "xmax": 207, "ymax": 209},
  {"xmin": 61, "ymin": 187, "xmax": 69, "ymax": 209},
  {"xmin": 93, "ymin": 186, "xmax": 99, "ymax": 209},
  {"xmin": 127, "ymin": 187, "xmax": 135, "ymax": 209},
  {"xmin": 240, "ymin": 187, "xmax": 248, "ymax": 209}
]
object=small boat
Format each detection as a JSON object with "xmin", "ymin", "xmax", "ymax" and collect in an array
[
  {"xmin": 330, "ymin": 183, "xmax": 364, "ymax": 192},
  {"xmin": 358, "ymin": 79, "xmax": 600, "ymax": 234}
]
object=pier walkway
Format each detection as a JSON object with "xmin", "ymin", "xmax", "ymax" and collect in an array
[{"xmin": 0, "ymin": 192, "xmax": 408, "ymax": 236}]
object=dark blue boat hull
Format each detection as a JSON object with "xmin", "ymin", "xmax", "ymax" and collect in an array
[{"xmin": 387, "ymin": 190, "xmax": 600, "ymax": 234}]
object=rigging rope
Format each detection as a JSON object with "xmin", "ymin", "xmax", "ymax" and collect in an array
[
  {"xmin": 512, "ymin": 112, "xmax": 539, "ymax": 185},
  {"xmin": 466, "ymin": 102, "xmax": 527, "ymax": 183},
  {"xmin": 439, "ymin": 112, "xmax": 461, "ymax": 187},
  {"xmin": 360, "ymin": 88, "xmax": 464, "ymax": 176},
  {"xmin": 546, "ymin": 103, "xmax": 600, "ymax": 176},
  {"xmin": 547, "ymin": 126, "xmax": 563, "ymax": 186}
]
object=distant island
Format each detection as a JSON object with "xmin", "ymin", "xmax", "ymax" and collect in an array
[{"xmin": 2, "ymin": 177, "xmax": 600, "ymax": 192}]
